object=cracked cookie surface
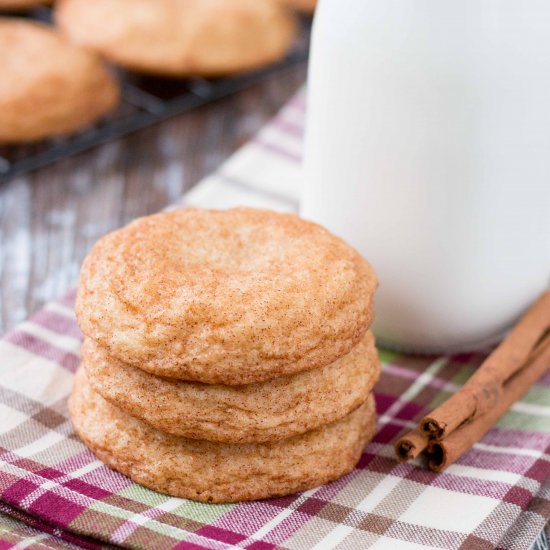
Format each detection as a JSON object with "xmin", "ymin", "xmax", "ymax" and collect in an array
[
  {"xmin": 82, "ymin": 330, "xmax": 380, "ymax": 443},
  {"xmin": 76, "ymin": 207, "xmax": 378, "ymax": 385},
  {"xmin": 70, "ymin": 368, "xmax": 377, "ymax": 503}
]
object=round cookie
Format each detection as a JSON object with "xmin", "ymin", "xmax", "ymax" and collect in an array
[
  {"xmin": 56, "ymin": 0, "xmax": 297, "ymax": 77},
  {"xmin": 0, "ymin": 19, "xmax": 119, "ymax": 143},
  {"xmin": 82, "ymin": 330, "xmax": 380, "ymax": 443},
  {"xmin": 70, "ymin": 369, "xmax": 377, "ymax": 503},
  {"xmin": 76, "ymin": 207, "xmax": 378, "ymax": 385}
]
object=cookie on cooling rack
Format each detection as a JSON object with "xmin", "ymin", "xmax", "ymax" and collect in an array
[
  {"xmin": 0, "ymin": 19, "xmax": 119, "ymax": 143},
  {"xmin": 56, "ymin": 0, "xmax": 297, "ymax": 77},
  {"xmin": 70, "ymin": 368, "xmax": 377, "ymax": 503}
]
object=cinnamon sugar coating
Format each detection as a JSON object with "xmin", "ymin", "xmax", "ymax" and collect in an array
[
  {"xmin": 70, "ymin": 369, "xmax": 377, "ymax": 503},
  {"xmin": 82, "ymin": 330, "xmax": 380, "ymax": 443},
  {"xmin": 76, "ymin": 207, "xmax": 378, "ymax": 385}
]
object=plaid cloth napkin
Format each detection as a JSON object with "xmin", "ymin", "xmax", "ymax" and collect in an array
[{"xmin": 1, "ymin": 89, "xmax": 549, "ymax": 550}]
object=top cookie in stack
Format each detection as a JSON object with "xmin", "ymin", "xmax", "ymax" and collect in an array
[
  {"xmin": 76, "ymin": 207, "xmax": 377, "ymax": 384},
  {"xmin": 71, "ymin": 207, "xmax": 379, "ymax": 503}
]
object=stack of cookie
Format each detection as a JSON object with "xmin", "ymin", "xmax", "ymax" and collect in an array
[{"xmin": 70, "ymin": 207, "xmax": 379, "ymax": 503}]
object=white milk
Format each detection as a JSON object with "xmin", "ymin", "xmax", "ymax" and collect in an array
[{"xmin": 302, "ymin": 0, "xmax": 550, "ymax": 353}]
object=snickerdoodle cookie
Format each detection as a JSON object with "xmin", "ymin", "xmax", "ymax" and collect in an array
[
  {"xmin": 70, "ymin": 368, "xmax": 377, "ymax": 503},
  {"xmin": 56, "ymin": 0, "xmax": 297, "ymax": 77},
  {"xmin": 0, "ymin": 19, "xmax": 119, "ymax": 143},
  {"xmin": 82, "ymin": 330, "xmax": 380, "ymax": 443},
  {"xmin": 76, "ymin": 208, "xmax": 378, "ymax": 385}
]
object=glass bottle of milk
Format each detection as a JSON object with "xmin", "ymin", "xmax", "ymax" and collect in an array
[{"xmin": 302, "ymin": 0, "xmax": 550, "ymax": 353}]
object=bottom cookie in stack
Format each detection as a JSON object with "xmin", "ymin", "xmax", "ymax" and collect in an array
[{"xmin": 70, "ymin": 368, "xmax": 378, "ymax": 503}]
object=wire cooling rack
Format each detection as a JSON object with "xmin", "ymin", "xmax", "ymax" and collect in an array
[{"xmin": 0, "ymin": 7, "xmax": 310, "ymax": 181}]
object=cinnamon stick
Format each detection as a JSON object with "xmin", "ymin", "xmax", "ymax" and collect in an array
[
  {"xmin": 421, "ymin": 291, "xmax": 550, "ymax": 440},
  {"xmin": 394, "ymin": 427, "xmax": 430, "ymax": 461},
  {"xmin": 393, "ymin": 290, "xmax": 550, "ymax": 470},
  {"xmin": 426, "ymin": 335, "xmax": 550, "ymax": 472}
]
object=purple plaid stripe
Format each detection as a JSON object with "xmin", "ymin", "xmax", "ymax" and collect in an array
[
  {"xmin": 30, "ymin": 310, "xmax": 83, "ymax": 340},
  {"xmin": 4, "ymin": 330, "xmax": 80, "ymax": 373}
]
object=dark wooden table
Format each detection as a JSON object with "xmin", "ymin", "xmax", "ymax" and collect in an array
[{"xmin": 0, "ymin": 64, "xmax": 307, "ymax": 334}]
